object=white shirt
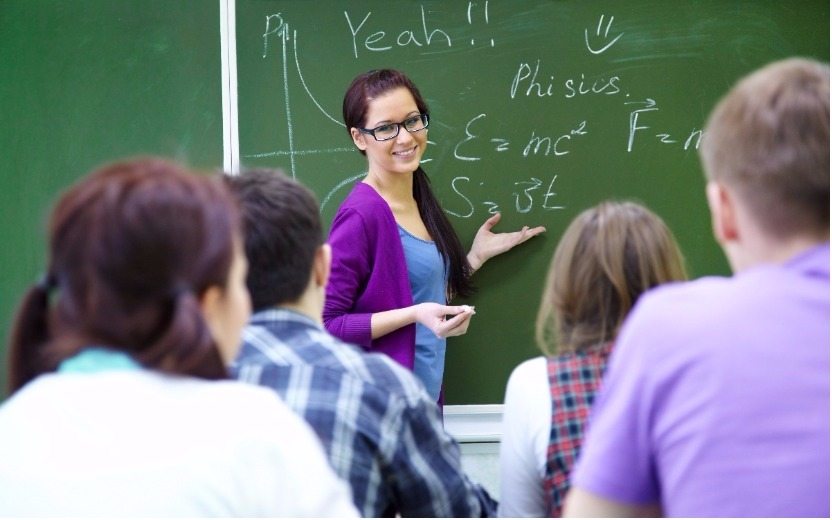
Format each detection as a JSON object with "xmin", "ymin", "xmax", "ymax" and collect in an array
[
  {"xmin": 0, "ymin": 369, "xmax": 359, "ymax": 517},
  {"xmin": 498, "ymin": 356, "xmax": 550, "ymax": 517}
]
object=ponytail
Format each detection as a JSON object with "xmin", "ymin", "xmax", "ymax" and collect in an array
[
  {"xmin": 7, "ymin": 278, "xmax": 55, "ymax": 395},
  {"xmin": 135, "ymin": 290, "xmax": 227, "ymax": 381},
  {"xmin": 413, "ymin": 167, "xmax": 475, "ymax": 299}
]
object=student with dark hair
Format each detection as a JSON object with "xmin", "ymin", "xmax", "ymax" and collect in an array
[
  {"xmin": 325, "ymin": 68, "xmax": 546, "ymax": 402},
  {"xmin": 0, "ymin": 158, "xmax": 357, "ymax": 517},
  {"xmin": 498, "ymin": 201, "xmax": 687, "ymax": 517},
  {"xmin": 565, "ymin": 58, "xmax": 830, "ymax": 517},
  {"xmin": 227, "ymin": 169, "xmax": 497, "ymax": 518}
]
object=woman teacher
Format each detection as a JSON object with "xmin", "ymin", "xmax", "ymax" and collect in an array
[{"xmin": 323, "ymin": 69, "xmax": 545, "ymax": 403}]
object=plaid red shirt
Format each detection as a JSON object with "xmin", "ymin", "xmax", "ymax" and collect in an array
[{"xmin": 543, "ymin": 342, "xmax": 613, "ymax": 516}]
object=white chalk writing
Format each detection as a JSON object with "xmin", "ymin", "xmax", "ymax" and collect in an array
[
  {"xmin": 585, "ymin": 14, "xmax": 623, "ymax": 55},
  {"xmin": 249, "ymin": 6, "xmax": 707, "ymax": 220},
  {"xmin": 345, "ymin": 5, "xmax": 452, "ymax": 59}
]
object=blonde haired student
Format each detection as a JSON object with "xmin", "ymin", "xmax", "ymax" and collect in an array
[
  {"xmin": 0, "ymin": 158, "xmax": 357, "ymax": 517},
  {"xmin": 498, "ymin": 200, "xmax": 687, "ymax": 517}
]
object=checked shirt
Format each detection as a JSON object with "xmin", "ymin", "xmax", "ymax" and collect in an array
[
  {"xmin": 232, "ymin": 308, "xmax": 496, "ymax": 518},
  {"xmin": 543, "ymin": 342, "xmax": 613, "ymax": 516}
]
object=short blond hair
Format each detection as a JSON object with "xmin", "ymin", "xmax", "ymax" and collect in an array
[
  {"xmin": 700, "ymin": 58, "xmax": 829, "ymax": 238},
  {"xmin": 536, "ymin": 201, "xmax": 687, "ymax": 356}
]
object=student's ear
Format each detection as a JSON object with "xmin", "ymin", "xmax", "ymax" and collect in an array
[
  {"xmin": 313, "ymin": 243, "xmax": 332, "ymax": 289},
  {"xmin": 350, "ymin": 128, "xmax": 367, "ymax": 152},
  {"xmin": 198, "ymin": 285, "xmax": 224, "ymax": 343},
  {"xmin": 706, "ymin": 181, "xmax": 739, "ymax": 243}
]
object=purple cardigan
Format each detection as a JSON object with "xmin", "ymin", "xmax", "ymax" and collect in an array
[{"xmin": 323, "ymin": 182, "xmax": 416, "ymax": 369}]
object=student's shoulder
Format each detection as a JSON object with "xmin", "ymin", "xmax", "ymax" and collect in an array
[
  {"xmin": 635, "ymin": 276, "xmax": 736, "ymax": 322},
  {"xmin": 239, "ymin": 321, "xmax": 432, "ymax": 412},
  {"xmin": 308, "ymin": 336, "xmax": 430, "ymax": 407},
  {"xmin": 198, "ymin": 380, "xmax": 348, "ymax": 493},
  {"xmin": 126, "ymin": 374, "xmax": 312, "ymax": 447},
  {"xmin": 362, "ymin": 352, "xmax": 429, "ymax": 402},
  {"xmin": 634, "ymin": 256, "xmax": 828, "ymax": 342},
  {"xmin": 187, "ymin": 378, "xmax": 295, "ymax": 421},
  {"xmin": 323, "ymin": 337, "xmax": 428, "ymax": 403},
  {"xmin": 505, "ymin": 356, "xmax": 548, "ymax": 406},
  {"xmin": 268, "ymin": 328, "xmax": 427, "ymax": 404},
  {"xmin": 508, "ymin": 356, "xmax": 547, "ymax": 385},
  {"xmin": 615, "ymin": 277, "xmax": 741, "ymax": 364}
]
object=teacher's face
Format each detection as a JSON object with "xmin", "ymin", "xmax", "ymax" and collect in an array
[{"xmin": 351, "ymin": 87, "xmax": 427, "ymax": 177}]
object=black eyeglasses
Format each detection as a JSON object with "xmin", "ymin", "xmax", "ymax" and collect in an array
[{"xmin": 359, "ymin": 113, "xmax": 429, "ymax": 141}]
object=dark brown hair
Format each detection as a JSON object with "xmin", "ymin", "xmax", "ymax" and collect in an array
[
  {"xmin": 225, "ymin": 169, "xmax": 322, "ymax": 311},
  {"xmin": 343, "ymin": 69, "xmax": 474, "ymax": 298},
  {"xmin": 7, "ymin": 157, "xmax": 240, "ymax": 394},
  {"xmin": 700, "ymin": 58, "xmax": 829, "ymax": 238},
  {"xmin": 536, "ymin": 201, "xmax": 687, "ymax": 355}
]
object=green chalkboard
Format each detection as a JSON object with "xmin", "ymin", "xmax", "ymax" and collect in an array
[
  {"xmin": 236, "ymin": 0, "xmax": 829, "ymax": 404},
  {"xmin": 0, "ymin": 1, "xmax": 224, "ymax": 397}
]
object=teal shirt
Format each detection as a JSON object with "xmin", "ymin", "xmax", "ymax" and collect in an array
[
  {"xmin": 398, "ymin": 225, "xmax": 447, "ymax": 402},
  {"xmin": 58, "ymin": 347, "xmax": 141, "ymax": 373}
]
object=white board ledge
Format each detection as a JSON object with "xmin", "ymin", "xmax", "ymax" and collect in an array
[{"xmin": 443, "ymin": 404, "xmax": 504, "ymax": 443}]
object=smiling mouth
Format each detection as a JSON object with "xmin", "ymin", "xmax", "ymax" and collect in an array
[{"xmin": 392, "ymin": 146, "xmax": 418, "ymax": 157}]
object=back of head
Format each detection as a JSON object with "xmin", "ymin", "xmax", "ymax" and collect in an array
[
  {"xmin": 700, "ymin": 58, "xmax": 829, "ymax": 238},
  {"xmin": 8, "ymin": 157, "xmax": 239, "ymax": 394},
  {"xmin": 225, "ymin": 169, "xmax": 322, "ymax": 312},
  {"xmin": 536, "ymin": 201, "xmax": 687, "ymax": 355}
]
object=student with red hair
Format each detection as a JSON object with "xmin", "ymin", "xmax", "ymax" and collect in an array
[{"xmin": 0, "ymin": 157, "xmax": 357, "ymax": 517}]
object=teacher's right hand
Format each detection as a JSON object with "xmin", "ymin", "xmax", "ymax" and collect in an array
[{"xmin": 414, "ymin": 302, "xmax": 476, "ymax": 338}]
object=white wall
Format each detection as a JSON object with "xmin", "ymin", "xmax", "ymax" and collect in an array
[{"xmin": 444, "ymin": 405, "xmax": 503, "ymax": 498}]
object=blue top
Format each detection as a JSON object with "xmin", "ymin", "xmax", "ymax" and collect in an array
[{"xmin": 398, "ymin": 225, "xmax": 447, "ymax": 401}]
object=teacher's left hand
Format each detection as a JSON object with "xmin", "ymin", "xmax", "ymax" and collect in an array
[{"xmin": 467, "ymin": 213, "xmax": 546, "ymax": 272}]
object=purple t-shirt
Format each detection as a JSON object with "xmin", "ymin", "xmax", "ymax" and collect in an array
[{"xmin": 571, "ymin": 243, "xmax": 830, "ymax": 517}]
